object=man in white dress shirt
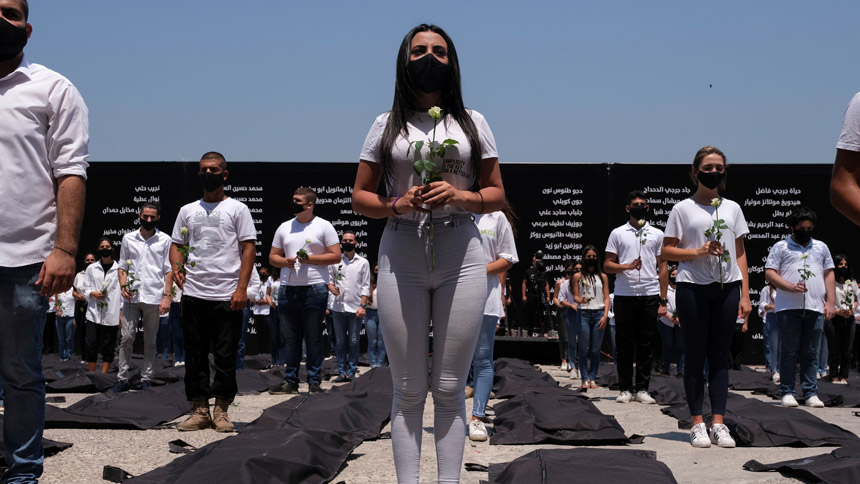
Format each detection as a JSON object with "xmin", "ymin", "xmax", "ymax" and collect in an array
[{"xmin": 328, "ymin": 231, "xmax": 371, "ymax": 382}]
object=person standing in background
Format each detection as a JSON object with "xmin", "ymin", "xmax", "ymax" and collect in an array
[
  {"xmin": 758, "ymin": 282, "xmax": 778, "ymax": 382},
  {"xmin": 328, "ymin": 230, "xmax": 371, "ymax": 383}
]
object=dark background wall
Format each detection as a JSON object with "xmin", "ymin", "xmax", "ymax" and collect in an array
[{"xmin": 81, "ymin": 162, "xmax": 858, "ymax": 363}]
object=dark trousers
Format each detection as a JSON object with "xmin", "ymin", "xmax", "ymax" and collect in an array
[
  {"xmin": 74, "ymin": 299, "xmax": 87, "ymax": 356},
  {"xmin": 84, "ymin": 321, "xmax": 118, "ymax": 363},
  {"xmin": 556, "ymin": 306, "xmax": 568, "ymax": 360},
  {"xmin": 613, "ymin": 295, "xmax": 659, "ymax": 392},
  {"xmin": 525, "ymin": 295, "xmax": 547, "ymax": 335},
  {"xmin": 676, "ymin": 281, "xmax": 740, "ymax": 416},
  {"xmin": 828, "ymin": 315, "xmax": 856, "ymax": 379},
  {"xmin": 180, "ymin": 295, "xmax": 242, "ymax": 402},
  {"xmin": 280, "ymin": 284, "xmax": 328, "ymax": 385}
]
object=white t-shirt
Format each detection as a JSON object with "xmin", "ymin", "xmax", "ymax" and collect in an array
[
  {"xmin": 53, "ymin": 288, "xmax": 76, "ymax": 318},
  {"xmin": 659, "ymin": 286, "xmax": 678, "ymax": 327},
  {"xmin": 837, "ymin": 92, "xmax": 860, "ymax": 152},
  {"xmin": 475, "ymin": 212, "xmax": 519, "ymax": 317},
  {"xmin": 836, "ymin": 279, "xmax": 859, "ymax": 312},
  {"xmin": 0, "ymin": 56, "xmax": 89, "ymax": 268},
  {"xmin": 758, "ymin": 285, "xmax": 775, "ymax": 319},
  {"xmin": 328, "ymin": 254, "xmax": 371, "ymax": 313},
  {"xmin": 84, "ymin": 261, "xmax": 121, "ymax": 326},
  {"xmin": 577, "ymin": 272, "xmax": 605, "ymax": 310},
  {"xmin": 119, "ymin": 229, "xmax": 172, "ymax": 305},
  {"xmin": 664, "ymin": 198, "xmax": 749, "ymax": 285},
  {"xmin": 605, "ymin": 221, "xmax": 664, "ymax": 296},
  {"xmin": 272, "ymin": 216, "xmax": 339, "ymax": 286},
  {"xmin": 765, "ymin": 237, "xmax": 835, "ymax": 314},
  {"xmin": 171, "ymin": 198, "xmax": 257, "ymax": 301},
  {"xmin": 269, "ymin": 278, "xmax": 280, "ymax": 307},
  {"xmin": 558, "ymin": 281, "xmax": 575, "ymax": 308},
  {"xmin": 367, "ymin": 286, "xmax": 378, "ymax": 310},
  {"xmin": 251, "ymin": 273, "xmax": 269, "ymax": 316},
  {"xmin": 359, "ymin": 110, "xmax": 498, "ymax": 221}
]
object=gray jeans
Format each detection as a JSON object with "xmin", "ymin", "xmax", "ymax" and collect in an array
[
  {"xmin": 118, "ymin": 302, "xmax": 160, "ymax": 382},
  {"xmin": 377, "ymin": 214, "xmax": 486, "ymax": 484}
]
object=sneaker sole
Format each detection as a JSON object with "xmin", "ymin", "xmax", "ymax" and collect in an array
[
  {"xmin": 469, "ymin": 434, "xmax": 488, "ymax": 442},
  {"xmin": 691, "ymin": 440, "xmax": 711, "ymax": 448}
]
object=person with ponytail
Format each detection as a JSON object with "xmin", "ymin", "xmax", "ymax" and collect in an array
[{"xmin": 571, "ymin": 245, "xmax": 610, "ymax": 389}]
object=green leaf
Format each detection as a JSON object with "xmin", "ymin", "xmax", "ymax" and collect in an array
[
  {"xmin": 438, "ymin": 146, "xmax": 446, "ymax": 158},
  {"xmin": 413, "ymin": 140, "xmax": 424, "ymax": 155},
  {"xmin": 413, "ymin": 159, "xmax": 424, "ymax": 176},
  {"xmin": 423, "ymin": 160, "xmax": 436, "ymax": 172},
  {"xmin": 718, "ymin": 223, "xmax": 729, "ymax": 230},
  {"xmin": 442, "ymin": 138, "xmax": 458, "ymax": 145},
  {"xmin": 715, "ymin": 219, "xmax": 725, "ymax": 225}
]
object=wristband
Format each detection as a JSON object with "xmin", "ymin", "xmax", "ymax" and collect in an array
[
  {"xmin": 477, "ymin": 191, "xmax": 484, "ymax": 214},
  {"xmin": 392, "ymin": 196, "xmax": 403, "ymax": 215},
  {"xmin": 659, "ymin": 298, "xmax": 668, "ymax": 305},
  {"xmin": 55, "ymin": 246, "xmax": 76, "ymax": 257}
]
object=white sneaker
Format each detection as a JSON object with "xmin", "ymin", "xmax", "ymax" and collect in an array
[
  {"xmin": 559, "ymin": 361, "xmax": 569, "ymax": 371},
  {"xmin": 709, "ymin": 423, "xmax": 736, "ymax": 448},
  {"xmin": 635, "ymin": 390, "xmax": 656, "ymax": 404},
  {"xmin": 570, "ymin": 368, "xmax": 580, "ymax": 380},
  {"xmin": 781, "ymin": 394, "xmax": 798, "ymax": 407},
  {"xmin": 469, "ymin": 419, "xmax": 488, "ymax": 441},
  {"xmin": 616, "ymin": 391, "xmax": 633, "ymax": 403},
  {"xmin": 772, "ymin": 372, "xmax": 780, "ymax": 384},
  {"xmin": 572, "ymin": 368, "xmax": 580, "ymax": 379},
  {"xmin": 690, "ymin": 423, "xmax": 711, "ymax": 448},
  {"xmin": 805, "ymin": 395, "xmax": 825, "ymax": 408}
]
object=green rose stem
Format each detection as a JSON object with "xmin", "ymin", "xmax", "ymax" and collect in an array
[
  {"xmin": 797, "ymin": 253, "xmax": 815, "ymax": 318},
  {"xmin": 704, "ymin": 198, "xmax": 731, "ymax": 288},
  {"xmin": 636, "ymin": 219, "xmax": 646, "ymax": 282}
]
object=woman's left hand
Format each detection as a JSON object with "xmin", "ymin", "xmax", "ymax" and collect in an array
[
  {"xmin": 598, "ymin": 316, "xmax": 608, "ymax": 331},
  {"xmin": 738, "ymin": 297, "xmax": 752, "ymax": 319},
  {"xmin": 420, "ymin": 181, "xmax": 462, "ymax": 208}
]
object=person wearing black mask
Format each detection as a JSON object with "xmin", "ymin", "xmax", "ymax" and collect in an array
[
  {"xmin": 268, "ymin": 187, "xmax": 340, "ymax": 395},
  {"xmin": 73, "ymin": 253, "xmax": 97, "ymax": 361},
  {"xmin": 112, "ymin": 202, "xmax": 173, "ymax": 392},
  {"xmin": 169, "ymin": 152, "xmax": 257, "ymax": 433},
  {"xmin": 326, "ymin": 230, "xmax": 371, "ymax": 382},
  {"xmin": 0, "ymin": 1, "xmax": 90, "ymax": 481},
  {"xmin": 825, "ymin": 254, "xmax": 855, "ymax": 384},
  {"xmin": 83, "ymin": 238, "xmax": 121, "ymax": 374},
  {"xmin": 605, "ymin": 189, "xmax": 668, "ymax": 404},
  {"xmin": 522, "ymin": 251, "xmax": 551, "ymax": 336},
  {"xmin": 662, "ymin": 146, "xmax": 752, "ymax": 448}
]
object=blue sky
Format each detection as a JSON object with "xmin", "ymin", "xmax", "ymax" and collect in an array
[{"xmin": 24, "ymin": 0, "xmax": 860, "ymax": 163}]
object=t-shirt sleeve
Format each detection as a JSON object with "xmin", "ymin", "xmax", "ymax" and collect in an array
[
  {"xmin": 473, "ymin": 111, "xmax": 499, "ymax": 159},
  {"xmin": 271, "ymin": 225, "xmax": 283, "ymax": 250},
  {"xmin": 359, "ymin": 114, "xmax": 386, "ymax": 163},
  {"xmin": 496, "ymin": 216, "xmax": 519, "ymax": 263},
  {"xmin": 837, "ymin": 92, "xmax": 860, "ymax": 152},
  {"xmin": 171, "ymin": 207, "xmax": 188, "ymax": 245},
  {"xmin": 605, "ymin": 229, "xmax": 619, "ymax": 255},
  {"xmin": 654, "ymin": 230, "xmax": 664, "ymax": 257},
  {"xmin": 664, "ymin": 205, "xmax": 683, "ymax": 240},
  {"xmin": 47, "ymin": 81, "xmax": 89, "ymax": 180},
  {"xmin": 118, "ymin": 236, "xmax": 129, "ymax": 266},
  {"xmin": 732, "ymin": 203, "xmax": 750, "ymax": 238},
  {"xmin": 820, "ymin": 243, "xmax": 835, "ymax": 270},
  {"xmin": 764, "ymin": 242, "xmax": 782, "ymax": 270},
  {"xmin": 235, "ymin": 204, "xmax": 257, "ymax": 242},
  {"xmin": 323, "ymin": 222, "xmax": 339, "ymax": 248},
  {"xmin": 360, "ymin": 261, "xmax": 371, "ymax": 297}
]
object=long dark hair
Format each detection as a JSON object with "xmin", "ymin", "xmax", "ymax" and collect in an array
[{"xmin": 379, "ymin": 24, "xmax": 482, "ymax": 191}]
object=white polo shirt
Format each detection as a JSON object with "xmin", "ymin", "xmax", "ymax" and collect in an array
[
  {"xmin": 272, "ymin": 216, "xmax": 339, "ymax": 286},
  {"xmin": 84, "ymin": 261, "xmax": 121, "ymax": 326},
  {"xmin": 765, "ymin": 237, "xmax": 834, "ymax": 314},
  {"xmin": 328, "ymin": 254, "xmax": 371, "ymax": 313},
  {"xmin": 119, "ymin": 228, "xmax": 172, "ymax": 305},
  {"xmin": 171, "ymin": 198, "xmax": 257, "ymax": 301},
  {"xmin": 475, "ymin": 212, "xmax": 519, "ymax": 317},
  {"xmin": 605, "ymin": 221, "xmax": 664, "ymax": 296},
  {"xmin": 0, "ymin": 55, "xmax": 89, "ymax": 267}
]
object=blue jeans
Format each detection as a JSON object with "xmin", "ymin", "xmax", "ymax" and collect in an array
[
  {"xmin": 169, "ymin": 301, "xmax": 184, "ymax": 362},
  {"xmin": 657, "ymin": 322, "xmax": 685, "ymax": 375},
  {"xmin": 332, "ymin": 311, "xmax": 362, "ymax": 377},
  {"xmin": 280, "ymin": 284, "xmax": 328, "ymax": 385},
  {"xmin": 55, "ymin": 315, "xmax": 75, "ymax": 360},
  {"xmin": 817, "ymin": 322, "xmax": 829, "ymax": 375},
  {"xmin": 157, "ymin": 315, "xmax": 170, "ymax": 359},
  {"xmin": 268, "ymin": 307, "xmax": 286, "ymax": 365},
  {"xmin": 778, "ymin": 310, "xmax": 824, "ymax": 398},
  {"xmin": 563, "ymin": 308, "xmax": 580, "ymax": 369},
  {"xmin": 578, "ymin": 309, "xmax": 605, "ymax": 381},
  {"xmin": 0, "ymin": 264, "xmax": 48, "ymax": 482},
  {"xmin": 471, "ymin": 315, "xmax": 499, "ymax": 418},
  {"xmin": 364, "ymin": 308, "xmax": 386, "ymax": 367},
  {"xmin": 764, "ymin": 313, "xmax": 779, "ymax": 373},
  {"xmin": 236, "ymin": 302, "xmax": 252, "ymax": 371}
]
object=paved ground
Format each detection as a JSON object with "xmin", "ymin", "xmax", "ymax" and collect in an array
[{"xmin": 35, "ymin": 364, "xmax": 860, "ymax": 483}]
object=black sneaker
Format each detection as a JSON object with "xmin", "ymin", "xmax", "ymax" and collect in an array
[
  {"xmin": 138, "ymin": 380, "xmax": 152, "ymax": 391},
  {"xmin": 110, "ymin": 380, "xmax": 130, "ymax": 393},
  {"xmin": 308, "ymin": 383, "xmax": 325, "ymax": 394},
  {"xmin": 268, "ymin": 382, "xmax": 298, "ymax": 395},
  {"xmin": 333, "ymin": 375, "xmax": 350, "ymax": 383}
]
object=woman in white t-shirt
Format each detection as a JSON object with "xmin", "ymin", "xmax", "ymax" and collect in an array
[
  {"xmin": 557, "ymin": 263, "xmax": 582, "ymax": 379},
  {"xmin": 662, "ymin": 146, "xmax": 751, "ymax": 449},
  {"xmin": 351, "ymin": 24, "xmax": 505, "ymax": 483},
  {"xmin": 572, "ymin": 245, "xmax": 610, "ymax": 389},
  {"xmin": 829, "ymin": 254, "xmax": 858, "ymax": 383}
]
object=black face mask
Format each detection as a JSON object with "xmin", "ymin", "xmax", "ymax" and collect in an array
[
  {"xmin": 341, "ymin": 242, "xmax": 356, "ymax": 252},
  {"xmin": 139, "ymin": 218, "xmax": 156, "ymax": 231},
  {"xmin": 199, "ymin": 172, "xmax": 224, "ymax": 192},
  {"xmin": 697, "ymin": 170, "xmax": 724, "ymax": 190},
  {"xmin": 836, "ymin": 266, "xmax": 851, "ymax": 280},
  {"xmin": 535, "ymin": 261, "xmax": 546, "ymax": 273},
  {"xmin": 793, "ymin": 229, "xmax": 813, "ymax": 246},
  {"xmin": 259, "ymin": 272, "xmax": 269, "ymax": 280},
  {"xmin": 629, "ymin": 206, "xmax": 648, "ymax": 220},
  {"xmin": 584, "ymin": 258, "xmax": 598, "ymax": 270},
  {"xmin": 289, "ymin": 201, "xmax": 305, "ymax": 214},
  {"xmin": 0, "ymin": 18, "xmax": 27, "ymax": 62},
  {"xmin": 407, "ymin": 53, "xmax": 451, "ymax": 94},
  {"xmin": 98, "ymin": 248, "xmax": 112, "ymax": 258}
]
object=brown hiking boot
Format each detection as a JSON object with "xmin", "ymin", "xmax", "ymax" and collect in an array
[
  {"xmin": 212, "ymin": 398, "xmax": 235, "ymax": 433},
  {"xmin": 177, "ymin": 400, "xmax": 212, "ymax": 431}
]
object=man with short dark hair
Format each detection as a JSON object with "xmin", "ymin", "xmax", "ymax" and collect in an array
[
  {"xmin": 0, "ymin": 1, "xmax": 89, "ymax": 480},
  {"xmin": 268, "ymin": 187, "xmax": 340, "ymax": 395},
  {"xmin": 328, "ymin": 230, "xmax": 371, "ymax": 382},
  {"xmin": 170, "ymin": 152, "xmax": 256, "ymax": 432},
  {"xmin": 112, "ymin": 203, "xmax": 173, "ymax": 392},
  {"xmin": 521, "ymin": 251, "xmax": 550, "ymax": 337}
]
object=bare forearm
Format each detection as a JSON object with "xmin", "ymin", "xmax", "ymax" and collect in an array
[
  {"xmin": 305, "ymin": 253, "xmax": 341, "ymax": 266},
  {"xmin": 660, "ymin": 246, "xmax": 699, "ymax": 262},
  {"xmin": 487, "ymin": 258, "xmax": 513, "ymax": 276},
  {"xmin": 352, "ymin": 189, "xmax": 399, "ymax": 219},
  {"xmin": 55, "ymin": 175, "xmax": 86, "ymax": 254},
  {"xmin": 765, "ymin": 269, "xmax": 793, "ymax": 292},
  {"xmin": 169, "ymin": 244, "xmax": 183, "ymax": 273},
  {"xmin": 237, "ymin": 242, "xmax": 255, "ymax": 290},
  {"xmin": 830, "ymin": 149, "xmax": 860, "ymax": 226}
]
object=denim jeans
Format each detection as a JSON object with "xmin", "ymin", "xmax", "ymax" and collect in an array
[
  {"xmin": 578, "ymin": 309, "xmax": 605, "ymax": 382},
  {"xmin": 0, "ymin": 264, "xmax": 48, "ymax": 482},
  {"xmin": 332, "ymin": 311, "xmax": 362, "ymax": 377},
  {"xmin": 778, "ymin": 310, "xmax": 824, "ymax": 398},
  {"xmin": 280, "ymin": 283, "xmax": 328, "ymax": 385},
  {"xmin": 817, "ymin": 320, "xmax": 830, "ymax": 375},
  {"xmin": 657, "ymin": 322, "xmax": 685, "ymax": 375},
  {"xmin": 471, "ymin": 315, "xmax": 499, "ymax": 418},
  {"xmin": 763, "ymin": 312, "xmax": 779, "ymax": 373},
  {"xmin": 364, "ymin": 308, "xmax": 386, "ymax": 367},
  {"xmin": 268, "ymin": 307, "xmax": 286, "ymax": 366},
  {"xmin": 324, "ymin": 312, "xmax": 336, "ymax": 357},
  {"xmin": 609, "ymin": 323, "xmax": 617, "ymax": 362},
  {"xmin": 157, "ymin": 315, "xmax": 170, "ymax": 359},
  {"xmin": 55, "ymin": 315, "xmax": 75, "ymax": 360},
  {"xmin": 236, "ymin": 302, "xmax": 252, "ymax": 371},
  {"xmin": 169, "ymin": 301, "xmax": 184, "ymax": 362},
  {"xmin": 563, "ymin": 308, "xmax": 579, "ymax": 369}
]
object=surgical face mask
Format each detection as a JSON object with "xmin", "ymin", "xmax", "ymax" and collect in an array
[
  {"xmin": 407, "ymin": 53, "xmax": 451, "ymax": 93},
  {"xmin": 341, "ymin": 242, "xmax": 356, "ymax": 252},
  {"xmin": 792, "ymin": 228, "xmax": 813, "ymax": 246},
  {"xmin": 696, "ymin": 170, "xmax": 724, "ymax": 190},
  {"xmin": 199, "ymin": 172, "xmax": 224, "ymax": 192},
  {"xmin": 0, "ymin": 18, "xmax": 27, "ymax": 62},
  {"xmin": 629, "ymin": 205, "xmax": 648, "ymax": 220}
]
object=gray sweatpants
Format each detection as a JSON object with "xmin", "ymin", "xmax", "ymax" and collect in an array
[
  {"xmin": 377, "ymin": 214, "xmax": 486, "ymax": 484},
  {"xmin": 118, "ymin": 302, "xmax": 160, "ymax": 382}
]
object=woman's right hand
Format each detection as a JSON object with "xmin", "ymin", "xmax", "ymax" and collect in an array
[
  {"xmin": 698, "ymin": 240, "xmax": 723, "ymax": 258},
  {"xmin": 90, "ymin": 291, "xmax": 106, "ymax": 300},
  {"xmin": 398, "ymin": 186, "xmax": 430, "ymax": 214}
]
